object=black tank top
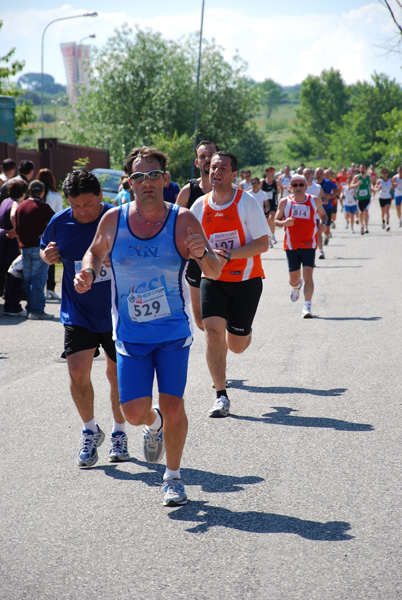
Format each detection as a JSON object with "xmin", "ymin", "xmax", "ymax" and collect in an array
[
  {"xmin": 187, "ymin": 179, "xmax": 206, "ymax": 210},
  {"xmin": 261, "ymin": 179, "xmax": 278, "ymax": 203}
]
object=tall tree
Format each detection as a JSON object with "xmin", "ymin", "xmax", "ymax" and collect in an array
[{"xmin": 67, "ymin": 26, "xmax": 259, "ymax": 180}]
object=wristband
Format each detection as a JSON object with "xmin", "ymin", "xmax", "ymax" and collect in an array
[
  {"xmin": 84, "ymin": 268, "xmax": 96, "ymax": 283},
  {"xmin": 226, "ymin": 251, "xmax": 231, "ymax": 262},
  {"xmin": 198, "ymin": 248, "xmax": 209, "ymax": 260}
]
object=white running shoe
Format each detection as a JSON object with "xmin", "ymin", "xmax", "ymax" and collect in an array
[
  {"xmin": 109, "ymin": 431, "xmax": 130, "ymax": 462},
  {"xmin": 382, "ymin": 221, "xmax": 385, "ymax": 229},
  {"xmin": 209, "ymin": 396, "xmax": 230, "ymax": 418},
  {"xmin": 143, "ymin": 408, "xmax": 165, "ymax": 463},
  {"xmin": 272, "ymin": 235, "xmax": 277, "ymax": 244},
  {"xmin": 302, "ymin": 307, "xmax": 313, "ymax": 319},
  {"xmin": 269, "ymin": 238, "xmax": 274, "ymax": 248},
  {"xmin": 386, "ymin": 224, "xmax": 390, "ymax": 232},
  {"xmin": 163, "ymin": 478, "xmax": 187, "ymax": 506},
  {"xmin": 290, "ymin": 279, "xmax": 303, "ymax": 302},
  {"xmin": 318, "ymin": 249, "xmax": 325, "ymax": 260}
]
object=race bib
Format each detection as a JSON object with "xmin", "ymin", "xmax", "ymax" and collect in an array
[
  {"xmin": 266, "ymin": 191, "xmax": 273, "ymax": 200},
  {"xmin": 209, "ymin": 230, "xmax": 241, "ymax": 250},
  {"xmin": 127, "ymin": 286, "xmax": 171, "ymax": 323},
  {"xmin": 358, "ymin": 189, "xmax": 369, "ymax": 197},
  {"xmin": 74, "ymin": 261, "xmax": 112, "ymax": 283},
  {"xmin": 292, "ymin": 205, "xmax": 311, "ymax": 219}
]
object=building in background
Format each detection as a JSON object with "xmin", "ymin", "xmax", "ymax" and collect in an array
[{"xmin": 60, "ymin": 42, "xmax": 92, "ymax": 104}]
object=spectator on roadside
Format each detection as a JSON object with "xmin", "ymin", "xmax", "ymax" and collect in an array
[
  {"xmin": 0, "ymin": 158, "xmax": 17, "ymax": 187},
  {"xmin": 114, "ymin": 178, "xmax": 131, "ymax": 206},
  {"xmin": 163, "ymin": 172, "xmax": 180, "ymax": 203},
  {"xmin": 15, "ymin": 180, "xmax": 54, "ymax": 320},
  {"xmin": 0, "ymin": 159, "xmax": 35, "ymax": 203},
  {"xmin": 36, "ymin": 168, "xmax": 64, "ymax": 299},
  {"xmin": 0, "ymin": 179, "xmax": 28, "ymax": 316}
]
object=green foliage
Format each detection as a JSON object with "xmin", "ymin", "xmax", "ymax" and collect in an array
[
  {"xmin": 374, "ymin": 108, "xmax": 402, "ymax": 171},
  {"xmin": 233, "ymin": 122, "xmax": 271, "ymax": 167},
  {"xmin": 67, "ymin": 26, "xmax": 259, "ymax": 179},
  {"xmin": 148, "ymin": 132, "xmax": 193, "ymax": 186},
  {"xmin": 73, "ymin": 157, "xmax": 90, "ymax": 170},
  {"xmin": 255, "ymin": 78, "xmax": 285, "ymax": 118},
  {"xmin": 0, "ymin": 21, "xmax": 36, "ymax": 141}
]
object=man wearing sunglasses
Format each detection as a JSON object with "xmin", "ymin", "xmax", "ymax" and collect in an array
[
  {"xmin": 74, "ymin": 146, "xmax": 221, "ymax": 507},
  {"xmin": 275, "ymin": 173, "xmax": 327, "ymax": 318}
]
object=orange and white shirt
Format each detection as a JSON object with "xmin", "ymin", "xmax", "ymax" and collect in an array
[
  {"xmin": 191, "ymin": 189, "xmax": 268, "ymax": 282},
  {"xmin": 283, "ymin": 194, "xmax": 319, "ymax": 250}
]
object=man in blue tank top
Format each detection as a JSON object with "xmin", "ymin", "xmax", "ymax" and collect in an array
[
  {"xmin": 74, "ymin": 147, "xmax": 221, "ymax": 506},
  {"xmin": 40, "ymin": 170, "xmax": 130, "ymax": 468}
]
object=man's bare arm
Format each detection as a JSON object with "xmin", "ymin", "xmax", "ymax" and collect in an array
[{"xmin": 176, "ymin": 183, "xmax": 191, "ymax": 208}]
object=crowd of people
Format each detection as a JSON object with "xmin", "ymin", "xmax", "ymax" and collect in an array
[{"xmin": 0, "ymin": 151, "xmax": 400, "ymax": 507}]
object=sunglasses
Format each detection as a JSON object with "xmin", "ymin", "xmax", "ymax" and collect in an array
[
  {"xmin": 292, "ymin": 182, "xmax": 305, "ymax": 188},
  {"xmin": 129, "ymin": 170, "xmax": 165, "ymax": 183}
]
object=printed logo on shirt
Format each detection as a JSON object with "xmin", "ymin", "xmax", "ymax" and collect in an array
[{"xmin": 128, "ymin": 245, "xmax": 161, "ymax": 258}]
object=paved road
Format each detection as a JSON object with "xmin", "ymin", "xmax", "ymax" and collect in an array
[{"xmin": 1, "ymin": 202, "xmax": 401, "ymax": 600}]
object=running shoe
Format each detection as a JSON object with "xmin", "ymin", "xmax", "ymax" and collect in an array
[
  {"xmin": 351, "ymin": 228, "xmax": 355, "ymax": 234},
  {"xmin": 318, "ymin": 249, "xmax": 325, "ymax": 260},
  {"xmin": 345, "ymin": 222, "xmax": 349, "ymax": 229},
  {"xmin": 290, "ymin": 278, "xmax": 303, "ymax": 302},
  {"xmin": 361, "ymin": 228, "xmax": 364, "ymax": 235},
  {"xmin": 302, "ymin": 307, "xmax": 313, "ymax": 319},
  {"xmin": 3, "ymin": 309, "xmax": 27, "ymax": 317},
  {"xmin": 109, "ymin": 431, "xmax": 130, "ymax": 462},
  {"xmin": 46, "ymin": 290, "xmax": 60, "ymax": 300},
  {"xmin": 323, "ymin": 236, "xmax": 329, "ymax": 246},
  {"xmin": 269, "ymin": 238, "xmax": 274, "ymax": 248},
  {"xmin": 331, "ymin": 222, "xmax": 336, "ymax": 229},
  {"xmin": 365, "ymin": 228, "xmax": 369, "ymax": 234},
  {"xmin": 28, "ymin": 312, "xmax": 54, "ymax": 320},
  {"xmin": 272, "ymin": 235, "xmax": 277, "ymax": 244},
  {"xmin": 163, "ymin": 478, "xmax": 187, "ymax": 506},
  {"xmin": 143, "ymin": 408, "xmax": 165, "ymax": 463},
  {"xmin": 382, "ymin": 221, "xmax": 385, "ymax": 229},
  {"xmin": 386, "ymin": 224, "xmax": 390, "ymax": 232},
  {"xmin": 209, "ymin": 395, "xmax": 230, "ymax": 418},
  {"xmin": 77, "ymin": 425, "xmax": 105, "ymax": 467}
]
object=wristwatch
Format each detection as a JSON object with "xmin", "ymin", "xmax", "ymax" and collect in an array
[{"xmin": 198, "ymin": 248, "xmax": 209, "ymax": 260}]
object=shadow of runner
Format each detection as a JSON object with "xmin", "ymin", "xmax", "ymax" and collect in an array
[
  {"xmin": 98, "ymin": 461, "xmax": 264, "ymax": 493},
  {"xmin": 231, "ymin": 406, "xmax": 374, "ymax": 431},
  {"xmin": 228, "ymin": 381, "xmax": 347, "ymax": 397},
  {"xmin": 168, "ymin": 501, "xmax": 354, "ymax": 540}
]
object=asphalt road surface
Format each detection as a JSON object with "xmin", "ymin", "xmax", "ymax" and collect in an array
[{"xmin": 1, "ymin": 201, "xmax": 401, "ymax": 600}]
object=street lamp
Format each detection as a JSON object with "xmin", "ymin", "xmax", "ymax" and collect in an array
[
  {"xmin": 190, "ymin": 0, "xmax": 205, "ymax": 179},
  {"xmin": 76, "ymin": 33, "xmax": 96, "ymax": 89},
  {"xmin": 40, "ymin": 11, "xmax": 98, "ymax": 138}
]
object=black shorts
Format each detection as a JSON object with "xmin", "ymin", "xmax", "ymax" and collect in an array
[
  {"xmin": 265, "ymin": 200, "xmax": 277, "ymax": 215},
  {"xmin": 324, "ymin": 208, "xmax": 332, "ymax": 226},
  {"xmin": 63, "ymin": 324, "xmax": 116, "ymax": 362},
  {"xmin": 379, "ymin": 198, "xmax": 392, "ymax": 208},
  {"xmin": 332, "ymin": 203, "xmax": 338, "ymax": 214},
  {"xmin": 286, "ymin": 248, "xmax": 316, "ymax": 272},
  {"xmin": 185, "ymin": 258, "xmax": 201, "ymax": 288},
  {"xmin": 200, "ymin": 277, "xmax": 263, "ymax": 336},
  {"xmin": 358, "ymin": 199, "xmax": 370, "ymax": 212}
]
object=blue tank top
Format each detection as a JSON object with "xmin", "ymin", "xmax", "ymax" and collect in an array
[{"xmin": 110, "ymin": 202, "xmax": 193, "ymax": 345}]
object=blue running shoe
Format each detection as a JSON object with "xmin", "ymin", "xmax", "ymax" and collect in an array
[
  {"xmin": 77, "ymin": 425, "xmax": 105, "ymax": 467},
  {"xmin": 109, "ymin": 431, "xmax": 130, "ymax": 462}
]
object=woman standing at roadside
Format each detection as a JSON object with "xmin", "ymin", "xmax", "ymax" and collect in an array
[{"xmin": 36, "ymin": 168, "xmax": 63, "ymax": 299}]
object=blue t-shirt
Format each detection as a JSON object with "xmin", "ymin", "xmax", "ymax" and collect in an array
[
  {"xmin": 318, "ymin": 178, "xmax": 337, "ymax": 209},
  {"xmin": 40, "ymin": 203, "xmax": 115, "ymax": 332},
  {"xmin": 163, "ymin": 182, "xmax": 180, "ymax": 203},
  {"xmin": 115, "ymin": 189, "xmax": 131, "ymax": 206}
]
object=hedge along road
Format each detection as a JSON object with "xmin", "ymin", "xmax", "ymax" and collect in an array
[{"xmin": 1, "ymin": 200, "xmax": 401, "ymax": 600}]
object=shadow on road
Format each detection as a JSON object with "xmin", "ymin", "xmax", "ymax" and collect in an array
[
  {"xmin": 314, "ymin": 316, "xmax": 381, "ymax": 321},
  {"xmin": 167, "ymin": 501, "xmax": 354, "ymax": 540},
  {"xmin": 98, "ymin": 461, "xmax": 264, "ymax": 494},
  {"xmin": 228, "ymin": 381, "xmax": 347, "ymax": 397},
  {"xmin": 230, "ymin": 406, "xmax": 374, "ymax": 431}
]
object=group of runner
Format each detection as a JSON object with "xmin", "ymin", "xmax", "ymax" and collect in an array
[{"xmin": 15, "ymin": 148, "xmax": 399, "ymax": 509}]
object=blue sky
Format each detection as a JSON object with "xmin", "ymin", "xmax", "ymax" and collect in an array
[{"xmin": 1, "ymin": 1, "xmax": 401, "ymax": 86}]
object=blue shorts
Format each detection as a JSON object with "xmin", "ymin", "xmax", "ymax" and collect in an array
[
  {"xmin": 344, "ymin": 205, "xmax": 357, "ymax": 214},
  {"xmin": 394, "ymin": 196, "xmax": 402, "ymax": 207},
  {"xmin": 116, "ymin": 339, "xmax": 191, "ymax": 403}
]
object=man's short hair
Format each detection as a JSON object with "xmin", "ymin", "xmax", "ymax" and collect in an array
[
  {"xmin": 251, "ymin": 177, "xmax": 260, "ymax": 185},
  {"xmin": 8, "ymin": 179, "xmax": 28, "ymax": 199},
  {"xmin": 212, "ymin": 151, "xmax": 238, "ymax": 172},
  {"xmin": 195, "ymin": 140, "xmax": 219, "ymax": 157},
  {"xmin": 265, "ymin": 166, "xmax": 275, "ymax": 172},
  {"xmin": 125, "ymin": 146, "xmax": 167, "ymax": 174},
  {"xmin": 29, "ymin": 179, "xmax": 45, "ymax": 198},
  {"xmin": 63, "ymin": 169, "xmax": 101, "ymax": 198},
  {"xmin": 2, "ymin": 158, "xmax": 16, "ymax": 173},
  {"xmin": 19, "ymin": 160, "xmax": 35, "ymax": 176}
]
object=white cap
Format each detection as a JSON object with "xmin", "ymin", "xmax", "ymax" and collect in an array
[{"xmin": 290, "ymin": 174, "xmax": 307, "ymax": 184}]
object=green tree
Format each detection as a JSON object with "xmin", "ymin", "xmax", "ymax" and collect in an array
[
  {"xmin": 67, "ymin": 26, "xmax": 259, "ymax": 178},
  {"xmin": 256, "ymin": 78, "xmax": 285, "ymax": 118},
  {"xmin": 0, "ymin": 21, "xmax": 35, "ymax": 140},
  {"xmin": 373, "ymin": 107, "xmax": 402, "ymax": 171},
  {"xmin": 286, "ymin": 68, "xmax": 349, "ymax": 162}
]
